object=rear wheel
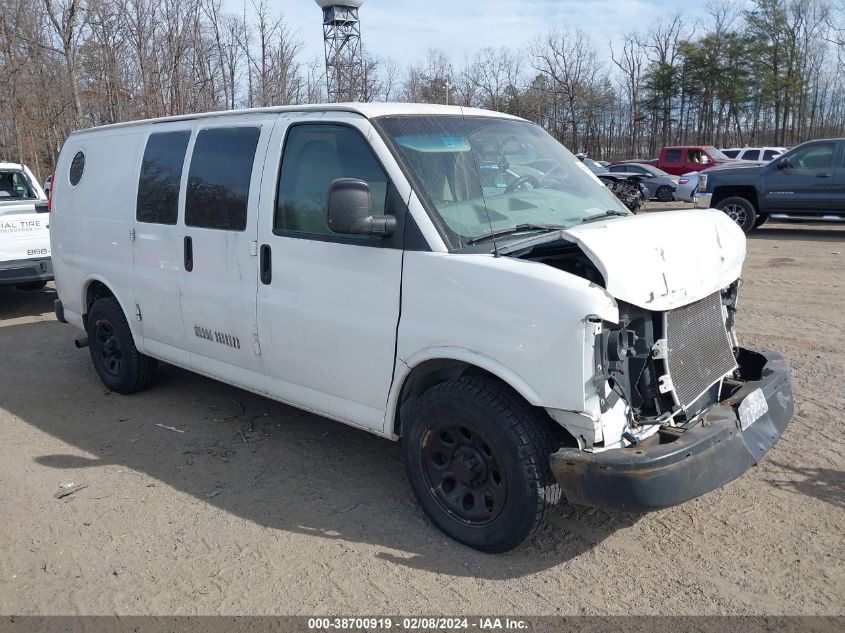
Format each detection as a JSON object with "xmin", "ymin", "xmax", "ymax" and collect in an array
[
  {"xmin": 656, "ymin": 185, "xmax": 674, "ymax": 202},
  {"xmin": 402, "ymin": 376, "xmax": 560, "ymax": 553},
  {"xmin": 716, "ymin": 196, "xmax": 758, "ymax": 233},
  {"xmin": 16, "ymin": 281, "xmax": 47, "ymax": 291},
  {"xmin": 87, "ymin": 297, "xmax": 157, "ymax": 394}
]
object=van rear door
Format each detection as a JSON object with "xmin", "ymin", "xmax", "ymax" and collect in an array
[{"xmin": 178, "ymin": 115, "xmax": 274, "ymax": 391}]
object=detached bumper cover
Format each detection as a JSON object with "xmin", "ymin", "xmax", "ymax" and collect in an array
[
  {"xmin": 550, "ymin": 348, "xmax": 793, "ymax": 513},
  {"xmin": 0, "ymin": 257, "xmax": 53, "ymax": 285}
]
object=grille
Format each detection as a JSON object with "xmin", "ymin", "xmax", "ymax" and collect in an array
[{"xmin": 664, "ymin": 291, "xmax": 737, "ymax": 409}]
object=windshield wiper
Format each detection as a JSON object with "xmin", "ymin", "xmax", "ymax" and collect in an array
[
  {"xmin": 582, "ymin": 209, "xmax": 630, "ymax": 223},
  {"xmin": 466, "ymin": 223, "xmax": 567, "ymax": 245}
]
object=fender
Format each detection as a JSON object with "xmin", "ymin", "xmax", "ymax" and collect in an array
[
  {"xmin": 385, "ymin": 346, "xmax": 544, "ymax": 438},
  {"xmin": 80, "ymin": 275, "xmax": 140, "ymax": 342}
]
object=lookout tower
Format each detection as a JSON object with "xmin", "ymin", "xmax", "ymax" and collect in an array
[{"xmin": 315, "ymin": 0, "xmax": 365, "ymax": 102}]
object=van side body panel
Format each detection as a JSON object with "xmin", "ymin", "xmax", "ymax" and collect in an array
[{"xmin": 51, "ymin": 129, "xmax": 145, "ymax": 341}]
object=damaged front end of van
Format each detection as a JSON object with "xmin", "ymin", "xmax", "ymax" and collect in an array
[{"xmin": 506, "ymin": 209, "xmax": 794, "ymax": 513}]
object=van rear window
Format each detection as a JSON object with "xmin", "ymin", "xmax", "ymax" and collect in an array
[
  {"xmin": 137, "ymin": 131, "xmax": 191, "ymax": 224},
  {"xmin": 185, "ymin": 127, "xmax": 260, "ymax": 231}
]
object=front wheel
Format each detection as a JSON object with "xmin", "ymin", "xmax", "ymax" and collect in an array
[
  {"xmin": 87, "ymin": 297, "xmax": 157, "ymax": 394},
  {"xmin": 402, "ymin": 376, "xmax": 561, "ymax": 553},
  {"xmin": 716, "ymin": 196, "xmax": 758, "ymax": 233}
]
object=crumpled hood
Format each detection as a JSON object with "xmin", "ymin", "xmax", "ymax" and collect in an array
[{"xmin": 561, "ymin": 209, "xmax": 746, "ymax": 311}]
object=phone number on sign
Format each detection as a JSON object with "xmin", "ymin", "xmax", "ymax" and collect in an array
[{"xmin": 307, "ymin": 617, "xmax": 474, "ymax": 630}]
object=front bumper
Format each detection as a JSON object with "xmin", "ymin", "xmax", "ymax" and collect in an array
[
  {"xmin": 550, "ymin": 348, "xmax": 793, "ymax": 513},
  {"xmin": 693, "ymin": 192, "xmax": 713, "ymax": 208},
  {"xmin": 0, "ymin": 257, "xmax": 53, "ymax": 286}
]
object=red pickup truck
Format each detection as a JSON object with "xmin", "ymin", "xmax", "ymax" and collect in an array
[{"xmin": 618, "ymin": 146, "xmax": 737, "ymax": 176}]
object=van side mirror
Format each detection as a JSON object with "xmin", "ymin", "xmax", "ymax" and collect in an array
[
  {"xmin": 327, "ymin": 179, "xmax": 396, "ymax": 237},
  {"xmin": 777, "ymin": 157, "xmax": 791, "ymax": 170}
]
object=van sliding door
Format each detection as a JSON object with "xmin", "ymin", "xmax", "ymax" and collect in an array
[
  {"xmin": 178, "ymin": 116, "xmax": 275, "ymax": 391},
  {"xmin": 133, "ymin": 126, "xmax": 192, "ymax": 365}
]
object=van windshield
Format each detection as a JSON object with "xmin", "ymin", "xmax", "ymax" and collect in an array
[{"xmin": 375, "ymin": 116, "xmax": 628, "ymax": 250}]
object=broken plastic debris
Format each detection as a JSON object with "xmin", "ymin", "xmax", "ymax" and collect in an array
[
  {"xmin": 155, "ymin": 424, "xmax": 185, "ymax": 433},
  {"xmin": 54, "ymin": 483, "xmax": 88, "ymax": 499}
]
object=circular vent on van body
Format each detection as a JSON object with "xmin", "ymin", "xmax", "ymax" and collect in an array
[{"xmin": 69, "ymin": 151, "xmax": 85, "ymax": 186}]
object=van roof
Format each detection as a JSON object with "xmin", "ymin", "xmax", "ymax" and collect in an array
[{"xmin": 68, "ymin": 102, "xmax": 524, "ymax": 136}]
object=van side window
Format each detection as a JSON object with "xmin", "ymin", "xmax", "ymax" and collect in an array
[
  {"xmin": 137, "ymin": 131, "xmax": 191, "ymax": 224},
  {"xmin": 186, "ymin": 127, "xmax": 260, "ymax": 231},
  {"xmin": 275, "ymin": 124, "xmax": 388, "ymax": 236}
]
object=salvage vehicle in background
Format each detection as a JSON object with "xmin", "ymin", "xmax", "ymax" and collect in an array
[
  {"xmin": 607, "ymin": 162, "xmax": 678, "ymax": 201},
  {"xmin": 676, "ymin": 161, "xmax": 767, "ymax": 203},
  {"xmin": 578, "ymin": 156, "xmax": 648, "ymax": 211},
  {"xmin": 696, "ymin": 138, "xmax": 845, "ymax": 232},
  {"xmin": 50, "ymin": 104, "xmax": 794, "ymax": 552},
  {"xmin": 0, "ymin": 162, "xmax": 52, "ymax": 290}
]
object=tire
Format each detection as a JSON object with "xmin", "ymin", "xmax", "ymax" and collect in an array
[
  {"xmin": 86, "ymin": 297, "xmax": 157, "ymax": 394},
  {"xmin": 754, "ymin": 214, "xmax": 768, "ymax": 229},
  {"xmin": 402, "ymin": 376, "xmax": 561, "ymax": 553},
  {"xmin": 716, "ymin": 196, "xmax": 758, "ymax": 233},
  {"xmin": 16, "ymin": 281, "xmax": 47, "ymax": 291},
  {"xmin": 656, "ymin": 185, "xmax": 674, "ymax": 202}
]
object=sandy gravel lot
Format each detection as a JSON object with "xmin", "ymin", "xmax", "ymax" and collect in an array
[{"xmin": 0, "ymin": 214, "xmax": 843, "ymax": 616}]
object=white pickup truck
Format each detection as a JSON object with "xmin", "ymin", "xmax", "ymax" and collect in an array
[{"xmin": 0, "ymin": 162, "xmax": 52, "ymax": 290}]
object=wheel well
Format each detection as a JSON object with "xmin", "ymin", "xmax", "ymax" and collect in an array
[
  {"xmin": 83, "ymin": 280, "xmax": 117, "ymax": 327},
  {"xmin": 712, "ymin": 186, "xmax": 758, "ymax": 210},
  {"xmin": 392, "ymin": 359, "xmax": 576, "ymax": 449}
]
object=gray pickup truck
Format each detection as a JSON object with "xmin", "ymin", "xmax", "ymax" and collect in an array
[{"xmin": 695, "ymin": 138, "xmax": 845, "ymax": 232}]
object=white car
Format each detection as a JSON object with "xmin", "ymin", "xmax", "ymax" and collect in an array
[
  {"xmin": 721, "ymin": 147, "xmax": 787, "ymax": 162},
  {"xmin": 0, "ymin": 162, "xmax": 52, "ymax": 290},
  {"xmin": 50, "ymin": 104, "xmax": 794, "ymax": 552}
]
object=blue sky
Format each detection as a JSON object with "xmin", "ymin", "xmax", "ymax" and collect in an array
[{"xmin": 224, "ymin": 0, "xmax": 737, "ymax": 68}]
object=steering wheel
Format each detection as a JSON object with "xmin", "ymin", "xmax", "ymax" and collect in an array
[{"xmin": 505, "ymin": 174, "xmax": 540, "ymax": 193}]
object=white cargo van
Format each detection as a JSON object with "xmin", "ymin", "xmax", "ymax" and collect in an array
[
  {"xmin": 0, "ymin": 162, "xmax": 52, "ymax": 290},
  {"xmin": 50, "ymin": 104, "xmax": 794, "ymax": 552}
]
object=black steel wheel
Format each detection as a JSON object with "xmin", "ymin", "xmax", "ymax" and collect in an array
[
  {"xmin": 421, "ymin": 418, "xmax": 508, "ymax": 526},
  {"xmin": 86, "ymin": 297, "xmax": 157, "ymax": 394},
  {"xmin": 716, "ymin": 196, "xmax": 758, "ymax": 233},
  {"xmin": 402, "ymin": 375, "xmax": 561, "ymax": 553},
  {"xmin": 93, "ymin": 318, "xmax": 123, "ymax": 378}
]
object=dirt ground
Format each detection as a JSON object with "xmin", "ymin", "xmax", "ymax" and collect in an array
[{"xmin": 0, "ymin": 210, "xmax": 843, "ymax": 616}]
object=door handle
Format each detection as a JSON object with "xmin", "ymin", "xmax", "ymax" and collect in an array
[
  {"xmin": 816, "ymin": 173, "xmax": 831, "ymax": 178},
  {"xmin": 260, "ymin": 244, "xmax": 271, "ymax": 285},
  {"xmin": 184, "ymin": 236, "xmax": 193, "ymax": 272}
]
